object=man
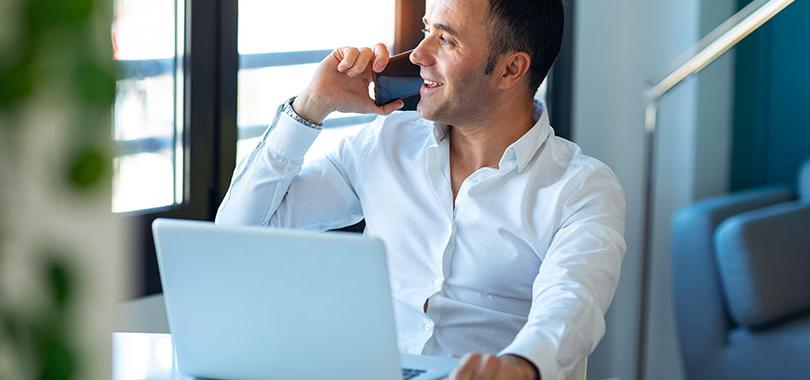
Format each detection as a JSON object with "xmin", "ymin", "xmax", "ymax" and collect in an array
[{"xmin": 216, "ymin": 0, "xmax": 626, "ymax": 378}]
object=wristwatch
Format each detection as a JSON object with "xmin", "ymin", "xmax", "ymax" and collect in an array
[{"xmin": 281, "ymin": 96, "xmax": 323, "ymax": 130}]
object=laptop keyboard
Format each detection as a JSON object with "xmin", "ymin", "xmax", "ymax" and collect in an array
[{"xmin": 402, "ymin": 367, "xmax": 427, "ymax": 379}]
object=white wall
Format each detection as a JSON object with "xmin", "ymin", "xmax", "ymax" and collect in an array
[
  {"xmin": 571, "ymin": 1, "xmax": 735, "ymax": 379},
  {"xmin": 695, "ymin": 1, "xmax": 736, "ymax": 200}
]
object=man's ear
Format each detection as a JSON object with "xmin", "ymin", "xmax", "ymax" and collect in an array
[{"xmin": 496, "ymin": 51, "xmax": 532, "ymax": 91}]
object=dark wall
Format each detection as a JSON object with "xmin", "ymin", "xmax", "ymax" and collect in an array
[{"xmin": 732, "ymin": 0, "xmax": 810, "ymax": 191}]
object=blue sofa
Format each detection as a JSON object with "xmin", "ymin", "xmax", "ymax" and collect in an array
[{"xmin": 672, "ymin": 160, "xmax": 810, "ymax": 379}]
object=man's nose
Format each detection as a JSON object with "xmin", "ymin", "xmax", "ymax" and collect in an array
[{"xmin": 409, "ymin": 39, "xmax": 432, "ymax": 67}]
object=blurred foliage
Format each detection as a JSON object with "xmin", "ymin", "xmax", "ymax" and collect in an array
[
  {"xmin": 0, "ymin": 0, "xmax": 116, "ymax": 191},
  {"xmin": 67, "ymin": 146, "xmax": 109, "ymax": 192},
  {"xmin": 0, "ymin": 251, "xmax": 80, "ymax": 380},
  {"xmin": 75, "ymin": 55, "xmax": 118, "ymax": 113},
  {"xmin": 0, "ymin": 0, "xmax": 115, "ymax": 378}
]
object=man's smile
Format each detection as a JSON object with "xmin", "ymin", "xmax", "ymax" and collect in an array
[{"xmin": 421, "ymin": 77, "xmax": 445, "ymax": 96}]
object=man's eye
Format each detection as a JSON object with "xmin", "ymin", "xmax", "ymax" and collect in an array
[{"xmin": 421, "ymin": 27, "xmax": 454, "ymax": 47}]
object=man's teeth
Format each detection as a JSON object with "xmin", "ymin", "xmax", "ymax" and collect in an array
[{"xmin": 424, "ymin": 80, "xmax": 444, "ymax": 88}]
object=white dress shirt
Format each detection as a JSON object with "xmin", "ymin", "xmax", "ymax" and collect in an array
[{"xmin": 216, "ymin": 100, "xmax": 626, "ymax": 380}]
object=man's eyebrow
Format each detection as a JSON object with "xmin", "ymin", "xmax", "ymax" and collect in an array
[{"xmin": 422, "ymin": 17, "xmax": 460, "ymax": 38}]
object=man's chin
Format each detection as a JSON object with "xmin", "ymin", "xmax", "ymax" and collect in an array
[{"xmin": 417, "ymin": 100, "xmax": 440, "ymax": 122}]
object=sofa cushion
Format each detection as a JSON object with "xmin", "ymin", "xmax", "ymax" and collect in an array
[
  {"xmin": 715, "ymin": 202, "xmax": 810, "ymax": 327},
  {"xmin": 726, "ymin": 312, "xmax": 810, "ymax": 379}
]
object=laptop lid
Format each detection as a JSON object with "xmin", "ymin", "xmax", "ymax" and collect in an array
[{"xmin": 152, "ymin": 218, "xmax": 402, "ymax": 380}]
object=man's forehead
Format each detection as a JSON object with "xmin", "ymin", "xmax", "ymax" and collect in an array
[{"xmin": 425, "ymin": 0, "xmax": 490, "ymax": 33}]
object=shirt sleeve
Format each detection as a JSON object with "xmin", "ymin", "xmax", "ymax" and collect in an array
[
  {"xmin": 215, "ymin": 103, "xmax": 364, "ymax": 230},
  {"xmin": 499, "ymin": 165, "xmax": 627, "ymax": 380}
]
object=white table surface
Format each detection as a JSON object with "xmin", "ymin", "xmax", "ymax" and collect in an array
[
  {"xmin": 113, "ymin": 332, "xmax": 191, "ymax": 380},
  {"xmin": 116, "ymin": 294, "xmax": 181, "ymax": 379},
  {"xmin": 116, "ymin": 294, "xmax": 587, "ymax": 380}
]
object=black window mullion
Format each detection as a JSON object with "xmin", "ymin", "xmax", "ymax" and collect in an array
[
  {"xmin": 183, "ymin": 0, "xmax": 216, "ymax": 220},
  {"xmin": 215, "ymin": 0, "xmax": 239, "ymax": 213}
]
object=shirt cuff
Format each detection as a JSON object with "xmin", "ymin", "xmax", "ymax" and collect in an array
[
  {"xmin": 499, "ymin": 329, "xmax": 559, "ymax": 380},
  {"xmin": 263, "ymin": 110, "xmax": 322, "ymax": 160}
]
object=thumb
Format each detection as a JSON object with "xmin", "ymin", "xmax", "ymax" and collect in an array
[{"xmin": 372, "ymin": 99, "xmax": 405, "ymax": 115}]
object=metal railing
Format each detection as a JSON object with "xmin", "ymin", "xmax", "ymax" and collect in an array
[
  {"xmin": 115, "ymin": 49, "xmax": 372, "ymax": 156},
  {"xmin": 636, "ymin": 0, "xmax": 797, "ymax": 378}
]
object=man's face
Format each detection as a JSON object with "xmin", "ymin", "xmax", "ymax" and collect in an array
[{"xmin": 409, "ymin": 0, "xmax": 497, "ymax": 125}]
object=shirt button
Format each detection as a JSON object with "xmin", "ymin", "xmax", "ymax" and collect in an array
[
  {"xmin": 424, "ymin": 323, "xmax": 433, "ymax": 332},
  {"xmin": 433, "ymin": 278, "xmax": 442, "ymax": 288}
]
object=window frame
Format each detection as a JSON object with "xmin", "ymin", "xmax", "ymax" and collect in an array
[{"xmin": 127, "ymin": 0, "xmax": 575, "ymax": 297}]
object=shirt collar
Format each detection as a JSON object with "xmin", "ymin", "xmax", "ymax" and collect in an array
[
  {"xmin": 429, "ymin": 99, "xmax": 552, "ymax": 173},
  {"xmin": 431, "ymin": 122, "xmax": 450, "ymax": 144}
]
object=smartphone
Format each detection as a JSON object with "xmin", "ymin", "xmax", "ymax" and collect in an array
[{"xmin": 372, "ymin": 49, "xmax": 421, "ymax": 110}]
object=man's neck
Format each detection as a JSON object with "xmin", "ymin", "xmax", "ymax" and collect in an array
[{"xmin": 449, "ymin": 95, "xmax": 535, "ymax": 170}]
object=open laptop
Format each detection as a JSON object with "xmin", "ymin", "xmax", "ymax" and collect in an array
[{"xmin": 152, "ymin": 218, "xmax": 458, "ymax": 380}]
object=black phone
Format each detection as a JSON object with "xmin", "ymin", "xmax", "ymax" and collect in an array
[{"xmin": 372, "ymin": 49, "xmax": 421, "ymax": 110}]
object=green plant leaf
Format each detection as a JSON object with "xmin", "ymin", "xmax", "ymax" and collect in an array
[
  {"xmin": 35, "ymin": 326, "xmax": 77, "ymax": 380},
  {"xmin": 46, "ymin": 260, "xmax": 72, "ymax": 312},
  {"xmin": 0, "ymin": 54, "xmax": 37, "ymax": 112},
  {"xmin": 25, "ymin": 0, "xmax": 94, "ymax": 33},
  {"xmin": 65, "ymin": 146, "xmax": 109, "ymax": 191},
  {"xmin": 74, "ymin": 59, "xmax": 116, "ymax": 111},
  {"xmin": 0, "ymin": 302, "xmax": 21, "ymax": 345}
]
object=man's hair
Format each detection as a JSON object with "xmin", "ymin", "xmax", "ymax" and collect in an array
[{"xmin": 484, "ymin": 0, "xmax": 565, "ymax": 95}]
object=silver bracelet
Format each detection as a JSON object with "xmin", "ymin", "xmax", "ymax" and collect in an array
[{"xmin": 281, "ymin": 96, "xmax": 323, "ymax": 130}]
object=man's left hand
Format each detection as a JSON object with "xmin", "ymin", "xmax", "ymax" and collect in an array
[{"xmin": 446, "ymin": 353, "xmax": 539, "ymax": 380}]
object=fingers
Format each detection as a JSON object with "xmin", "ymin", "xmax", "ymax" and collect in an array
[
  {"xmin": 448, "ymin": 353, "xmax": 518, "ymax": 380},
  {"xmin": 337, "ymin": 44, "xmax": 390, "ymax": 76},
  {"xmin": 449, "ymin": 353, "xmax": 482, "ymax": 380},
  {"xmin": 476, "ymin": 355, "xmax": 500, "ymax": 380},
  {"xmin": 346, "ymin": 47, "xmax": 374, "ymax": 77},
  {"xmin": 336, "ymin": 47, "xmax": 360, "ymax": 72},
  {"xmin": 372, "ymin": 42, "xmax": 390, "ymax": 72},
  {"xmin": 328, "ymin": 43, "xmax": 402, "ymax": 116},
  {"xmin": 337, "ymin": 47, "xmax": 374, "ymax": 77}
]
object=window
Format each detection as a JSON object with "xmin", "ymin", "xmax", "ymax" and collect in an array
[
  {"xmin": 112, "ymin": 0, "xmax": 184, "ymax": 213},
  {"xmin": 236, "ymin": 0, "xmax": 397, "ymax": 164}
]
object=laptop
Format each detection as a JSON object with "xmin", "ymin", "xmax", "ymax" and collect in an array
[{"xmin": 152, "ymin": 218, "xmax": 458, "ymax": 380}]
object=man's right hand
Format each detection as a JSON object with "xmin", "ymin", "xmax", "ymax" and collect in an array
[{"xmin": 292, "ymin": 43, "xmax": 406, "ymax": 124}]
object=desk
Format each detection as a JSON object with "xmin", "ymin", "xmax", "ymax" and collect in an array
[
  {"xmin": 113, "ymin": 332, "xmax": 189, "ymax": 380},
  {"xmin": 119, "ymin": 294, "xmax": 170, "ymax": 334},
  {"xmin": 116, "ymin": 296, "xmax": 180, "ymax": 379},
  {"xmin": 117, "ymin": 295, "xmax": 586, "ymax": 380}
]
